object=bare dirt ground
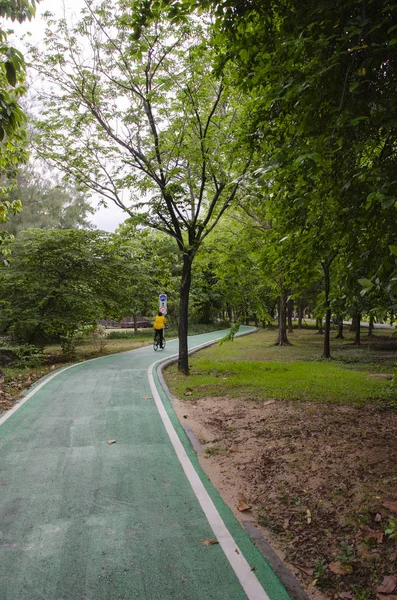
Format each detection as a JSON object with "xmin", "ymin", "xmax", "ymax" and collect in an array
[{"xmin": 173, "ymin": 395, "xmax": 397, "ymax": 600}]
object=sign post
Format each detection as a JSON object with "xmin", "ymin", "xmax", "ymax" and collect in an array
[{"xmin": 159, "ymin": 293, "xmax": 167, "ymax": 315}]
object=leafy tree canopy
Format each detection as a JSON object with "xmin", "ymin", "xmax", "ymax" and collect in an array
[
  {"xmin": 0, "ymin": 164, "xmax": 95, "ymax": 236},
  {"xmin": 0, "ymin": 0, "xmax": 37, "ymax": 243},
  {"xmin": 0, "ymin": 228, "xmax": 133, "ymax": 351},
  {"xmin": 31, "ymin": 1, "xmax": 252, "ymax": 372}
]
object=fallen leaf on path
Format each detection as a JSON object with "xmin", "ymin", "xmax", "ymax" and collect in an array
[
  {"xmin": 107, "ymin": 440, "xmax": 116, "ymax": 445},
  {"xmin": 235, "ymin": 548, "xmax": 240, "ymax": 554},
  {"xmin": 184, "ymin": 391, "xmax": 193, "ymax": 396},
  {"xmin": 383, "ymin": 501, "xmax": 397, "ymax": 513},
  {"xmin": 328, "ymin": 561, "xmax": 353, "ymax": 575},
  {"xmin": 306, "ymin": 509, "xmax": 312, "ymax": 524},
  {"xmin": 250, "ymin": 566, "xmax": 256, "ymax": 571},
  {"xmin": 377, "ymin": 576, "xmax": 397, "ymax": 594},
  {"xmin": 375, "ymin": 513, "xmax": 382, "ymax": 523},
  {"xmin": 283, "ymin": 518, "xmax": 290, "ymax": 530},
  {"xmin": 311, "ymin": 579, "xmax": 318, "ymax": 587},
  {"xmin": 253, "ymin": 490, "xmax": 266, "ymax": 502},
  {"xmin": 263, "ymin": 399, "xmax": 276, "ymax": 407},
  {"xmin": 237, "ymin": 494, "xmax": 251, "ymax": 512},
  {"xmin": 200, "ymin": 539, "xmax": 218, "ymax": 546},
  {"xmin": 183, "ymin": 415, "xmax": 188, "ymax": 419},
  {"xmin": 357, "ymin": 525, "xmax": 384, "ymax": 543},
  {"xmin": 142, "ymin": 396, "xmax": 152, "ymax": 400},
  {"xmin": 339, "ymin": 592, "xmax": 353, "ymax": 599},
  {"xmin": 291, "ymin": 564, "xmax": 313, "ymax": 576},
  {"xmin": 229, "ymin": 446, "xmax": 239, "ymax": 453}
]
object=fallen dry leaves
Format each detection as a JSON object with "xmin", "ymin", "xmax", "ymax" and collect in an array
[
  {"xmin": 291, "ymin": 564, "xmax": 313, "ymax": 577},
  {"xmin": 383, "ymin": 501, "xmax": 397, "ymax": 513},
  {"xmin": 328, "ymin": 561, "xmax": 353, "ymax": 575},
  {"xmin": 107, "ymin": 439, "xmax": 116, "ymax": 445},
  {"xmin": 377, "ymin": 575, "xmax": 397, "ymax": 594},
  {"xmin": 237, "ymin": 493, "xmax": 252, "ymax": 512},
  {"xmin": 200, "ymin": 539, "xmax": 219, "ymax": 546},
  {"xmin": 356, "ymin": 524, "xmax": 384, "ymax": 544}
]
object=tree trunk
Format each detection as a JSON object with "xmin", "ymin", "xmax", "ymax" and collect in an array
[
  {"xmin": 276, "ymin": 294, "xmax": 289, "ymax": 345},
  {"xmin": 178, "ymin": 254, "xmax": 193, "ymax": 374},
  {"xmin": 316, "ymin": 317, "xmax": 324, "ymax": 334},
  {"xmin": 322, "ymin": 262, "xmax": 331, "ymax": 358},
  {"xmin": 253, "ymin": 313, "xmax": 258, "ymax": 327},
  {"xmin": 133, "ymin": 313, "xmax": 137, "ymax": 334},
  {"xmin": 335, "ymin": 316, "xmax": 344, "ymax": 339},
  {"xmin": 350, "ymin": 315, "xmax": 357, "ymax": 332},
  {"xmin": 368, "ymin": 315, "xmax": 374, "ymax": 336},
  {"xmin": 227, "ymin": 304, "xmax": 232, "ymax": 321},
  {"xmin": 354, "ymin": 313, "xmax": 361, "ymax": 345},
  {"xmin": 297, "ymin": 298, "xmax": 303, "ymax": 329},
  {"xmin": 287, "ymin": 299, "xmax": 294, "ymax": 333}
]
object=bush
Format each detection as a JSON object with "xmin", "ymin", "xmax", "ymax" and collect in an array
[
  {"xmin": 106, "ymin": 329, "xmax": 154, "ymax": 340},
  {"xmin": 0, "ymin": 340, "xmax": 44, "ymax": 367}
]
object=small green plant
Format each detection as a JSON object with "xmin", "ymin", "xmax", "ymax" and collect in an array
[
  {"xmin": 336, "ymin": 541, "xmax": 356, "ymax": 565},
  {"xmin": 313, "ymin": 557, "xmax": 327, "ymax": 580},
  {"xmin": 257, "ymin": 511, "xmax": 283, "ymax": 533},
  {"xmin": 204, "ymin": 445, "xmax": 225, "ymax": 456},
  {"xmin": 385, "ymin": 518, "xmax": 397, "ymax": 539},
  {"xmin": 294, "ymin": 496, "xmax": 305, "ymax": 506},
  {"xmin": 14, "ymin": 343, "xmax": 44, "ymax": 368},
  {"xmin": 85, "ymin": 325, "xmax": 108, "ymax": 353},
  {"xmin": 351, "ymin": 585, "xmax": 372, "ymax": 600},
  {"xmin": 357, "ymin": 507, "xmax": 372, "ymax": 526}
]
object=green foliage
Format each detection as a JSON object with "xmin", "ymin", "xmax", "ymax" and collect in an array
[
  {"xmin": 0, "ymin": 0, "xmax": 36, "ymax": 240},
  {"xmin": 336, "ymin": 541, "xmax": 356, "ymax": 565},
  {"xmin": 31, "ymin": 2, "xmax": 253, "ymax": 372},
  {"xmin": 218, "ymin": 318, "xmax": 242, "ymax": 345},
  {"xmin": 384, "ymin": 518, "xmax": 397, "ymax": 539},
  {"xmin": 0, "ymin": 339, "xmax": 43, "ymax": 367},
  {"xmin": 117, "ymin": 221, "xmax": 181, "ymax": 321},
  {"xmin": 313, "ymin": 558, "xmax": 327, "ymax": 580},
  {"xmin": 1, "ymin": 165, "xmax": 95, "ymax": 236},
  {"xmin": 0, "ymin": 229, "xmax": 133, "ymax": 352}
]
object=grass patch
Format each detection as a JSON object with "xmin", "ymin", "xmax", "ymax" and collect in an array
[{"xmin": 165, "ymin": 327, "xmax": 397, "ymax": 406}]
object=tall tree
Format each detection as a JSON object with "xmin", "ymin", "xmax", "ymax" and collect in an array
[
  {"xmin": 31, "ymin": 2, "xmax": 251, "ymax": 373},
  {"xmin": 0, "ymin": 165, "xmax": 95, "ymax": 235},
  {"xmin": 0, "ymin": 228, "xmax": 133, "ymax": 351},
  {"xmin": 0, "ymin": 0, "xmax": 37, "ymax": 245}
]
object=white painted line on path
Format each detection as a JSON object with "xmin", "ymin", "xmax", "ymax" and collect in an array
[{"xmin": 148, "ymin": 337, "xmax": 270, "ymax": 600}]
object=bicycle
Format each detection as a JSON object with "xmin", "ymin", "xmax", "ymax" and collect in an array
[{"xmin": 153, "ymin": 329, "xmax": 166, "ymax": 351}]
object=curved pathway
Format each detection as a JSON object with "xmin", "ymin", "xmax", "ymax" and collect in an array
[{"xmin": 0, "ymin": 328, "xmax": 290, "ymax": 600}]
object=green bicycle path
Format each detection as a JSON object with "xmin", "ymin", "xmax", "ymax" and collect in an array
[{"xmin": 0, "ymin": 328, "xmax": 291, "ymax": 600}]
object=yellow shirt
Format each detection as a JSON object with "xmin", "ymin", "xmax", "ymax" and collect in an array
[{"xmin": 154, "ymin": 315, "xmax": 166, "ymax": 330}]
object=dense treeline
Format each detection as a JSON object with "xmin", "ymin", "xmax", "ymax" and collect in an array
[{"xmin": 0, "ymin": 0, "xmax": 396, "ymax": 367}]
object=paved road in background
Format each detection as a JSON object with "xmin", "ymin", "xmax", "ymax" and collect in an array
[{"xmin": 0, "ymin": 328, "xmax": 290, "ymax": 600}]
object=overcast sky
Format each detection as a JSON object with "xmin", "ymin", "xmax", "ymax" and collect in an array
[{"xmin": 14, "ymin": 0, "xmax": 128, "ymax": 232}]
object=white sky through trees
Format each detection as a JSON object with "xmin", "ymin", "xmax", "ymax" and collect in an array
[{"xmin": 13, "ymin": 0, "xmax": 128, "ymax": 232}]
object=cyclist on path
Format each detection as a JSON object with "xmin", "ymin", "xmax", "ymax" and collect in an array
[{"xmin": 153, "ymin": 312, "xmax": 166, "ymax": 348}]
